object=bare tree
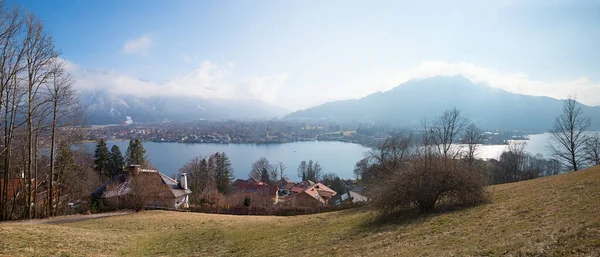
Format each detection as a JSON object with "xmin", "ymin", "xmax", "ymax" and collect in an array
[
  {"xmin": 297, "ymin": 160, "xmax": 307, "ymax": 181},
  {"xmin": 0, "ymin": 5, "xmax": 27, "ymax": 221},
  {"xmin": 353, "ymin": 158, "xmax": 368, "ymax": 181},
  {"xmin": 22, "ymin": 13, "xmax": 57, "ymax": 218},
  {"xmin": 584, "ymin": 133, "xmax": 600, "ymax": 166},
  {"xmin": 462, "ymin": 123, "xmax": 484, "ymax": 164},
  {"xmin": 277, "ymin": 162, "xmax": 286, "ymax": 180},
  {"xmin": 548, "ymin": 97, "xmax": 591, "ymax": 171},
  {"xmin": 430, "ymin": 108, "xmax": 468, "ymax": 159},
  {"xmin": 249, "ymin": 157, "xmax": 276, "ymax": 183},
  {"xmin": 368, "ymin": 134, "xmax": 412, "ymax": 174},
  {"xmin": 306, "ymin": 160, "xmax": 322, "ymax": 182},
  {"xmin": 491, "ymin": 141, "xmax": 528, "ymax": 184},
  {"xmin": 47, "ymin": 60, "xmax": 77, "ymax": 216}
]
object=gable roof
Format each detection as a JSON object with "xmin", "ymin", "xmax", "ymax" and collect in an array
[
  {"xmin": 298, "ymin": 187, "xmax": 326, "ymax": 204},
  {"xmin": 92, "ymin": 169, "xmax": 191, "ymax": 199}
]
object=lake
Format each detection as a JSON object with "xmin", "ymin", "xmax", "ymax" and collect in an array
[{"xmin": 86, "ymin": 133, "xmax": 556, "ymax": 180}]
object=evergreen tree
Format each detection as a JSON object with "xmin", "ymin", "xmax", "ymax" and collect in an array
[
  {"xmin": 108, "ymin": 145, "xmax": 125, "ymax": 178},
  {"xmin": 57, "ymin": 141, "xmax": 77, "ymax": 178},
  {"xmin": 297, "ymin": 161, "xmax": 307, "ymax": 181},
  {"xmin": 93, "ymin": 138, "xmax": 110, "ymax": 177},
  {"xmin": 213, "ymin": 152, "xmax": 234, "ymax": 194},
  {"xmin": 260, "ymin": 167, "xmax": 270, "ymax": 184},
  {"xmin": 297, "ymin": 160, "xmax": 321, "ymax": 181},
  {"xmin": 125, "ymin": 139, "xmax": 147, "ymax": 167},
  {"xmin": 125, "ymin": 139, "xmax": 134, "ymax": 166},
  {"xmin": 54, "ymin": 142, "xmax": 80, "ymax": 215},
  {"xmin": 249, "ymin": 157, "xmax": 273, "ymax": 181}
]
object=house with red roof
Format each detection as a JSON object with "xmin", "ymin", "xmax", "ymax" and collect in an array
[
  {"xmin": 230, "ymin": 179, "xmax": 279, "ymax": 206},
  {"xmin": 286, "ymin": 180, "xmax": 337, "ymax": 208}
]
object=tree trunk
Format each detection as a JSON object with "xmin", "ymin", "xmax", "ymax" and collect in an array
[
  {"xmin": 32, "ymin": 128, "xmax": 39, "ymax": 218},
  {"xmin": 49, "ymin": 100, "xmax": 57, "ymax": 216}
]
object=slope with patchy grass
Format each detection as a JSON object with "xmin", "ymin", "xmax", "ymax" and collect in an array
[{"xmin": 1, "ymin": 166, "xmax": 600, "ymax": 256}]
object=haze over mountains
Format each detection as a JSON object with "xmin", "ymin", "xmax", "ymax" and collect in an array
[
  {"xmin": 80, "ymin": 76, "xmax": 600, "ymax": 131},
  {"xmin": 79, "ymin": 90, "xmax": 289, "ymax": 125},
  {"xmin": 285, "ymin": 76, "xmax": 600, "ymax": 131}
]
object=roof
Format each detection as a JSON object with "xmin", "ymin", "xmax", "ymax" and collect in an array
[
  {"xmin": 287, "ymin": 180, "xmax": 338, "ymax": 205},
  {"xmin": 313, "ymin": 183, "xmax": 337, "ymax": 197},
  {"xmin": 233, "ymin": 179, "xmax": 278, "ymax": 198},
  {"xmin": 276, "ymin": 178, "xmax": 295, "ymax": 190},
  {"xmin": 298, "ymin": 188, "xmax": 326, "ymax": 204},
  {"xmin": 92, "ymin": 169, "xmax": 191, "ymax": 199},
  {"xmin": 159, "ymin": 172, "xmax": 192, "ymax": 198}
]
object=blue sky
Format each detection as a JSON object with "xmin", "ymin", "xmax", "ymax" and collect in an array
[{"xmin": 14, "ymin": 0, "xmax": 600, "ymax": 110}]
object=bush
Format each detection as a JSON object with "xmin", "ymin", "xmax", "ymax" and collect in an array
[{"xmin": 369, "ymin": 156, "xmax": 489, "ymax": 214}]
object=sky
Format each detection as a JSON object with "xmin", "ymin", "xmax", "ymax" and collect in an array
[{"xmin": 13, "ymin": 0, "xmax": 600, "ymax": 111}]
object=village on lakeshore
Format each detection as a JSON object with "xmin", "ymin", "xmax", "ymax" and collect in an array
[{"xmin": 2, "ymin": 1, "xmax": 600, "ymax": 256}]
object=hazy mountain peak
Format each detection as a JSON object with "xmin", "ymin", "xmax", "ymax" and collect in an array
[{"xmin": 285, "ymin": 76, "xmax": 600, "ymax": 131}]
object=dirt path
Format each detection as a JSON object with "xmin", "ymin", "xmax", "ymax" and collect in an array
[{"xmin": 2, "ymin": 211, "xmax": 134, "ymax": 225}]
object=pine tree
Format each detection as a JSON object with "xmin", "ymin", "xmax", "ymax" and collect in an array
[
  {"xmin": 297, "ymin": 161, "xmax": 307, "ymax": 181},
  {"xmin": 260, "ymin": 168, "xmax": 270, "ymax": 184},
  {"xmin": 126, "ymin": 139, "xmax": 147, "ymax": 167},
  {"xmin": 55, "ymin": 141, "xmax": 77, "ymax": 215},
  {"xmin": 108, "ymin": 145, "xmax": 125, "ymax": 178},
  {"xmin": 213, "ymin": 152, "xmax": 234, "ymax": 194},
  {"xmin": 93, "ymin": 139, "xmax": 110, "ymax": 177},
  {"xmin": 125, "ymin": 139, "xmax": 134, "ymax": 166},
  {"xmin": 57, "ymin": 142, "xmax": 77, "ymax": 178}
]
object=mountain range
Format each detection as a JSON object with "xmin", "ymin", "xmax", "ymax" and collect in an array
[
  {"xmin": 79, "ymin": 90, "xmax": 289, "ymax": 125},
  {"xmin": 284, "ymin": 76, "xmax": 600, "ymax": 131}
]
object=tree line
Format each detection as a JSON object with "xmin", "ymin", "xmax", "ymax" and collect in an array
[
  {"xmin": 0, "ymin": 3, "xmax": 88, "ymax": 220},
  {"xmin": 93, "ymin": 138, "xmax": 148, "ymax": 181}
]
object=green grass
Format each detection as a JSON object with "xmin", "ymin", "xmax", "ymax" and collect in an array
[{"xmin": 2, "ymin": 166, "xmax": 600, "ymax": 256}]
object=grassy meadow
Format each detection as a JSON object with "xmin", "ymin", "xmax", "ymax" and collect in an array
[{"xmin": 1, "ymin": 166, "xmax": 600, "ymax": 256}]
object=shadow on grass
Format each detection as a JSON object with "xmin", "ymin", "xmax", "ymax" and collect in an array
[
  {"xmin": 354, "ymin": 201, "xmax": 492, "ymax": 234},
  {"xmin": 42, "ymin": 212, "xmax": 134, "ymax": 225}
]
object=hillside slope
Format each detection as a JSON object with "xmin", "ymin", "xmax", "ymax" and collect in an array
[
  {"xmin": 285, "ymin": 76, "xmax": 600, "ymax": 131},
  {"xmin": 1, "ymin": 166, "xmax": 600, "ymax": 256}
]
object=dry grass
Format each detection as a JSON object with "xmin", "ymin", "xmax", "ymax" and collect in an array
[{"xmin": 2, "ymin": 166, "xmax": 600, "ymax": 256}]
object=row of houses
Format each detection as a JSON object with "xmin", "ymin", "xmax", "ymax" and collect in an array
[
  {"xmin": 230, "ymin": 178, "xmax": 341, "ymax": 208},
  {"xmin": 91, "ymin": 165, "xmax": 367, "ymax": 210}
]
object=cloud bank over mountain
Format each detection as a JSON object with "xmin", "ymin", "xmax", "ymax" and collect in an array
[
  {"xmin": 65, "ymin": 58, "xmax": 600, "ymax": 111},
  {"xmin": 67, "ymin": 60, "xmax": 289, "ymax": 107}
]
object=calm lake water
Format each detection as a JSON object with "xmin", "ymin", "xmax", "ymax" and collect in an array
[{"xmin": 86, "ymin": 133, "xmax": 556, "ymax": 180}]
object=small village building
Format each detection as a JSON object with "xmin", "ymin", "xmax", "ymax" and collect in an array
[
  {"xmin": 91, "ymin": 165, "xmax": 191, "ymax": 210},
  {"xmin": 287, "ymin": 180, "xmax": 337, "ymax": 208},
  {"xmin": 229, "ymin": 179, "xmax": 279, "ymax": 206}
]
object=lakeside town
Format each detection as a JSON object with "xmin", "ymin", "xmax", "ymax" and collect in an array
[{"xmin": 84, "ymin": 119, "xmax": 531, "ymax": 147}]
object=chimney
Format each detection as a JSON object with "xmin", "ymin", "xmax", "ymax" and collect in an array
[
  {"xmin": 180, "ymin": 173, "xmax": 188, "ymax": 190},
  {"xmin": 128, "ymin": 165, "xmax": 141, "ymax": 176}
]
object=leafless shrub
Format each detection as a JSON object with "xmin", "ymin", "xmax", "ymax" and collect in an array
[
  {"xmin": 369, "ymin": 155, "xmax": 488, "ymax": 214},
  {"xmin": 365, "ymin": 108, "xmax": 488, "ymax": 215}
]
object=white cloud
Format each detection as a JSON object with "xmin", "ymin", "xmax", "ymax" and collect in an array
[
  {"xmin": 68, "ymin": 58, "xmax": 600, "ymax": 111},
  {"xmin": 70, "ymin": 60, "xmax": 289, "ymax": 105},
  {"xmin": 121, "ymin": 35, "xmax": 152, "ymax": 56},
  {"xmin": 239, "ymin": 73, "xmax": 289, "ymax": 103}
]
